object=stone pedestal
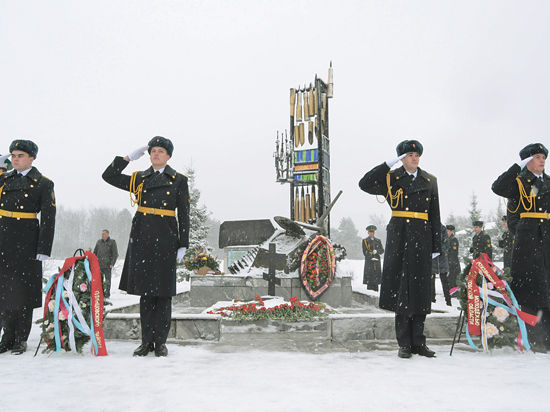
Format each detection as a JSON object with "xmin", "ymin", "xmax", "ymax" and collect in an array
[{"xmin": 189, "ymin": 274, "xmax": 352, "ymax": 307}]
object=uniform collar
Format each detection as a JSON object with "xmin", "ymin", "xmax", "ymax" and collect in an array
[{"xmin": 142, "ymin": 164, "xmax": 177, "ymax": 178}]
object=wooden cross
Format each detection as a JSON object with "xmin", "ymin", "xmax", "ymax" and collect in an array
[{"xmin": 262, "ymin": 243, "xmax": 281, "ymax": 296}]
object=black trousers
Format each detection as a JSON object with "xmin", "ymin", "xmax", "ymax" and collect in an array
[
  {"xmin": 140, "ymin": 296, "xmax": 172, "ymax": 345},
  {"xmin": 0, "ymin": 306, "xmax": 34, "ymax": 344},
  {"xmin": 100, "ymin": 266, "xmax": 112, "ymax": 298},
  {"xmin": 431, "ymin": 273, "xmax": 452, "ymax": 305},
  {"xmin": 395, "ymin": 313, "xmax": 427, "ymax": 347}
]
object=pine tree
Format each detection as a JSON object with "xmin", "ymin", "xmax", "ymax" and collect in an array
[
  {"xmin": 330, "ymin": 217, "xmax": 362, "ymax": 259},
  {"xmin": 469, "ymin": 192, "xmax": 482, "ymax": 223},
  {"xmin": 185, "ymin": 166, "xmax": 210, "ymax": 256}
]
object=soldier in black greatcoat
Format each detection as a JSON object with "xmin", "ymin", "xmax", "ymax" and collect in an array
[
  {"xmin": 498, "ymin": 216, "xmax": 514, "ymax": 269},
  {"xmin": 359, "ymin": 139, "xmax": 441, "ymax": 358},
  {"xmin": 103, "ymin": 136, "xmax": 190, "ymax": 357},
  {"xmin": 470, "ymin": 221, "xmax": 492, "ymax": 260},
  {"xmin": 446, "ymin": 224, "xmax": 461, "ymax": 288},
  {"xmin": 0, "ymin": 140, "xmax": 56, "ymax": 355},
  {"xmin": 492, "ymin": 143, "xmax": 550, "ymax": 352},
  {"xmin": 362, "ymin": 225, "xmax": 384, "ymax": 291},
  {"xmin": 432, "ymin": 224, "xmax": 451, "ymax": 306}
]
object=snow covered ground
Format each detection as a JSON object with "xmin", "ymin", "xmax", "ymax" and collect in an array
[{"xmin": 1, "ymin": 259, "xmax": 548, "ymax": 412}]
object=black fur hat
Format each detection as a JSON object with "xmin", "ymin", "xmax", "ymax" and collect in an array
[
  {"xmin": 519, "ymin": 143, "xmax": 548, "ymax": 160},
  {"xmin": 148, "ymin": 136, "xmax": 174, "ymax": 156},
  {"xmin": 9, "ymin": 139, "xmax": 38, "ymax": 158},
  {"xmin": 396, "ymin": 140, "xmax": 423, "ymax": 156}
]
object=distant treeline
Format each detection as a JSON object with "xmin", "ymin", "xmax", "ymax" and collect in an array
[{"xmin": 51, "ymin": 206, "xmax": 222, "ymax": 260}]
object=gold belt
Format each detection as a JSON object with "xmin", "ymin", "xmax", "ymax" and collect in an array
[
  {"xmin": 0, "ymin": 209, "xmax": 38, "ymax": 219},
  {"xmin": 137, "ymin": 206, "xmax": 176, "ymax": 217},
  {"xmin": 520, "ymin": 212, "xmax": 550, "ymax": 219},
  {"xmin": 392, "ymin": 210, "xmax": 429, "ymax": 221}
]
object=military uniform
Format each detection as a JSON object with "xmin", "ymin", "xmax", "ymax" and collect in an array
[
  {"xmin": 470, "ymin": 230, "xmax": 492, "ymax": 260},
  {"xmin": 102, "ymin": 138, "xmax": 189, "ymax": 353},
  {"xmin": 0, "ymin": 144, "xmax": 56, "ymax": 352},
  {"xmin": 362, "ymin": 235, "xmax": 384, "ymax": 291},
  {"xmin": 492, "ymin": 143, "xmax": 550, "ymax": 351},
  {"xmin": 446, "ymin": 232, "xmax": 461, "ymax": 288},
  {"xmin": 498, "ymin": 230, "xmax": 514, "ymax": 269},
  {"xmin": 359, "ymin": 140, "xmax": 441, "ymax": 356}
]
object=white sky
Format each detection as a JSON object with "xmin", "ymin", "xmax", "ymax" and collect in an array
[{"xmin": 2, "ymin": 0, "xmax": 550, "ymax": 232}]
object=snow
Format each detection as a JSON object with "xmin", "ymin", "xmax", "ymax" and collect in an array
[{"xmin": 1, "ymin": 259, "xmax": 548, "ymax": 411}]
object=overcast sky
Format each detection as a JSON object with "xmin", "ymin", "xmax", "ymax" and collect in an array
[{"xmin": 2, "ymin": 0, "xmax": 549, "ymax": 233}]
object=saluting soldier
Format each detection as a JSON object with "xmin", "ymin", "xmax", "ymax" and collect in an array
[
  {"xmin": 0, "ymin": 140, "xmax": 56, "ymax": 355},
  {"xmin": 492, "ymin": 143, "xmax": 550, "ymax": 352},
  {"xmin": 102, "ymin": 137, "xmax": 190, "ymax": 357},
  {"xmin": 445, "ymin": 224, "xmax": 461, "ymax": 288},
  {"xmin": 361, "ymin": 225, "xmax": 384, "ymax": 291},
  {"xmin": 359, "ymin": 139, "xmax": 441, "ymax": 358},
  {"xmin": 470, "ymin": 221, "xmax": 492, "ymax": 260},
  {"xmin": 0, "ymin": 154, "xmax": 11, "ymax": 174},
  {"xmin": 498, "ymin": 216, "xmax": 514, "ymax": 269}
]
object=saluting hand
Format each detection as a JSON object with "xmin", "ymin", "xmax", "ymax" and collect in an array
[
  {"xmin": 126, "ymin": 145, "xmax": 149, "ymax": 161},
  {"xmin": 386, "ymin": 153, "xmax": 407, "ymax": 168},
  {"xmin": 517, "ymin": 156, "xmax": 533, "ymax": 169}
]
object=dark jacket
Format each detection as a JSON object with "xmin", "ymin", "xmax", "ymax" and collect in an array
[
  {"xmin": 362, "ymin": 236, "xmax": 384, "ymax": 286},
  {"xmin": 0, "ymin": 167, "xmax": 56, "ymax": 310},
  {"xmin": 492, "ymin": 164, "xmax": 550, "ymax": 309},
  {"xmin": 102, "ymin": 157, "xmax": 190, "ymax": 297},
  {"xmin": 359, "ymin": 163, "xmax": 441, "ymax": 315},
  {"xmin": 432, "ymin": 224, "xmax": 449, "ymax": 274},
  {"xmin": 447, "ymin": 234, "xmax": 461, "ymax": 276},
  {"xmin": 93, "ymin": 237, "xmax": 118, "ymax": 268},
  {"xmin": 470, "ymin": 231, "xmax": 492, "ymax": 260},
  {"xmin": 498, "ymin": 230, "xmax": 514, "ymax": 268}
]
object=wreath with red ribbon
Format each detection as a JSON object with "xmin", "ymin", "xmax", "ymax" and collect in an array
[{"xmin": 300, "ymin": 235, "xmax": 336, "ymax": 300}]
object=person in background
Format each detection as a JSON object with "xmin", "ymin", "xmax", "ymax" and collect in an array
[
  {"xmin": 446, "ymin": 224, "xmax": 461, "ymax": 289},
  {"xmin": 498, "ymin": 216, "xmax": 514, "ymax": 270},
  {"xmin": 432, "ymin": 224, "xmax": 451, "ymax": 306},
  {"xmin": 93, "ymin": 229, "xmax": 118, "ymax": 299},
  {"xmin": 470, "ymin": 221, "xmax": 492, "ymax": 260},
  {"xmin": 361, "ymin": 225, "xmax": 384, "ymax": 291}
]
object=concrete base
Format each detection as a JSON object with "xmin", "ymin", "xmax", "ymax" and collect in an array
[
  {"xmin": 103, "ymin": 312, "xmax": 459, "ymax": 343},
  {"xmin": 189, "ymin": 275, "xmax": 352, "ymax": 308}
]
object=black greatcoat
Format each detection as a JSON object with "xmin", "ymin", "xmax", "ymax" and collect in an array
[
  {"xmin": 498, "ymin": 230, "xmax": 514, "ymax": 268},
  {"xmin": 447, "ymin": 235, "xmax": 461, "ymax": 286},
  {"xmin": 470, "ymin": 231, "xmax": 492, "ymax": 260},
  {"xmin": 492, "ymin": 164, "xmax": 550, "ymax": 309},
  {"xmin": 0, "ymin": 168, "xmax": 56, "ymax": 310},
  {"xmin": 102, "ymin": 157, "xmax": 190, "ymax": 297},
  {"xmin": 362, "ymin": 236, "xmax": 384, "ymax": 287},
  {"xmin": 359, "ymin": 163, "xmax": 441, "ymax": 315}
]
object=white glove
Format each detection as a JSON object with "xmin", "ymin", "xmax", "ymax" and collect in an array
[
  {"xmin": 517, "ymin": 156, "xmax": 533, "ymax": 169},
  {"xmin": 36, "ymin": 254, "xmax": 49, "ymax": 261},
  {"xmin": 177, "ymin": 247, "xmax": 187, "ymax": 263},
  {"xmin": 386, "ymin": 153, "xmax": 407, "ymax": 168},
  {"xmin": 372, "ymin": 250, "xmax": 377, "ymax": 254},
  {"xmin": 432, "ymin": 252, "xmax": 440, "ymax": 259},
  {"xmin": 0, "ymin": 153, "xmax": 9, "ymax": 165},
  {"xmin": 127, "ymin": 145, "xmax": 149, "ymax": 161}
]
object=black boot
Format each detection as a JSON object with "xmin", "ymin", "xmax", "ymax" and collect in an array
[
  {"xmin": 133, "ymin": 342, "xmax": 154, "ymax": 357},
  {"xmin": 0, "ymin": 339, "xmax": 14, "ymax": 354},
  {"xmin": 398, "ymin": 346, "xmax": 412, "ymax": 358},
  {"xmin": 11, "ymin": 341, "xmax": 27, "ymax": 355},
  {"xmin": 412, "ymin": 344, "xmax": 436, "ymax": 357},
  {"xmin": 154, "ymin": 343, "xmax": 168, "ymax": 357}
]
